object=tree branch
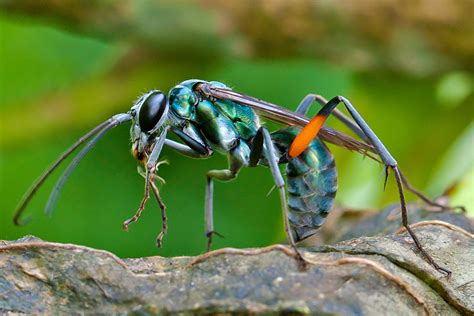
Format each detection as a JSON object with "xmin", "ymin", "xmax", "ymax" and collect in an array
[{"xmin": 1, "ymin": 205, "xmax": 472, "ymax": 315}]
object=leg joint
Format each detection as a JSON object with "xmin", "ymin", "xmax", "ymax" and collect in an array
[{"xmin": 146, "ymin": 161, "xmax": 155, "ymax": 172}]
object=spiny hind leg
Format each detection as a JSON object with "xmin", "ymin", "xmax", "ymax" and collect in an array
[
  {"xmin": 399, "ymin": 169, "xmax": 465, "ymax": 213},
  {"xmin": 297, "ymin": 94, "xmax": 463, "ymax": 213},
  {"xmin": 252, "ymin": 127, "xmax": 307, "ymax": 269},
  {"xmin": 291, "ymin": 96, "xmax": 450, "ymax": 275}
]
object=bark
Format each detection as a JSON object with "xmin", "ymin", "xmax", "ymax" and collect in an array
[{"xmin": 1, "ymin": 205, "xmax": 473, "ymax": 315}]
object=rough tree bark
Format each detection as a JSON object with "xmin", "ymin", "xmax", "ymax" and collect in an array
[{"xmin": 1, "ymin": 204, "xmax": 473, "ymax": 315}]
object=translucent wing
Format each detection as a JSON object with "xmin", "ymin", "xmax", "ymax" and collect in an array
[{"xmin": 197, "ymin": 83, "xmax": 377, "ymax": 159}]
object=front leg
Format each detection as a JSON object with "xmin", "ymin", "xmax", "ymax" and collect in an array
[
  {"xmin": 122, "ymin": 127, "xmax": 169, "ymax": 247},
  {"xmin": 134, "ymin": 165, "xmax": 168, "ymax": 247},
  {"xmin": 164, "ymin": 139, "xmax": 211, "ymax": 158}
]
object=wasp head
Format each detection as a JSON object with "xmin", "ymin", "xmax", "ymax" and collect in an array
[{"xmin": 130, "ymin": 90, "xmax": 169, "ymax": 162}]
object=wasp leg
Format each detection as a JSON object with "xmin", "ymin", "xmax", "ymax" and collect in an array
[
  {"xmin": 292, "ymin": 96, "xmax": 450, "ymax": 275},
  {"xmin": 296, "ymin": 94, "xmax": 369, "ymax": 142},
  {"xmin": 249, "ymin": 127, "xmax": 264, "ymax": 167},
  {"xmin": 399, "ymin": 170, "xmax": 466, "ymax": 213},
  {"xmin": 123, "ymin": 127, "xmax": 169, "ymax": 233},
  {"xmin": 135, "ymin": 165, "xmax": 168, "ymax": 247},
  {"xmin": 252, "ymin": 127, "xmax": 307, "ymax": 269},
  {"xmin": 298, "ymin": 94, "xmax": 463, "ymax": 213},
  {"xmin": 205, "ymin": 163, "xmax": 241, "ymax": 252},
  {"xmin": 165, "ymin": 139, "xmax": 211, "ymax": 158},
  {"xmin": 149, "ymin": 179, "xmax": 168, "ymax": 247},
  {"xmin": 137, "ymin": 138, "xmax": 214, "ymax": 248},
  {"xmin": 165, "ymin": 132, "xmax": 222, "ymax": 251},
  {"xmin": 170, "ymin": 126, "xmax": 213, "ymax": 157},
  {"xmin": 122, "ymin": 171, "xmax": 151, "ymax": 231}
]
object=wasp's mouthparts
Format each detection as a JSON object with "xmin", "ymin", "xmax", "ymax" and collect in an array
[{"xmin": 131, "ymin": 141, "xmax": 146, "ymax": 162}]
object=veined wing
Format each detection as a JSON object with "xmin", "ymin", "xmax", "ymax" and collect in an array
[{"xmin": 197, "ymin": 83, "xmax": 377, "ymax": 159}]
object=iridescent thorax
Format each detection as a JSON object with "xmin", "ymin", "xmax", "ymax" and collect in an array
[{"xmin": 168, "ymin": 80, "xmax": 261, "ymax": 154}]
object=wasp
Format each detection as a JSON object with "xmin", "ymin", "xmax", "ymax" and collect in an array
[{"xmin": 13, "ymin": 79, "xmax": 460, "ymax": 274}]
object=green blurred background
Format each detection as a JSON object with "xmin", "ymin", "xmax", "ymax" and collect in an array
[{"xmin": 0, "ymin": 1, "xmax": 472, "ymax": 258}]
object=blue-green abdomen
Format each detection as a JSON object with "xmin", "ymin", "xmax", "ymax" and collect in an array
[{"xmin": 271, "ymin": 127, "xmax": 337, "ymax": 241}]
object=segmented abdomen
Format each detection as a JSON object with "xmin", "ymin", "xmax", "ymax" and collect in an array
[{"xmin": 271, "ymin": 127, "xmax": 337, "ymax": 242}]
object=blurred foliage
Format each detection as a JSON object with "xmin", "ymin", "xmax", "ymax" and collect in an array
[
  {"xmin": 0, "ymin": 18, "xmax": 119, "ymax": 107},
  {"xmin": 2, "ymin": 0, "xmax": 473, "ymax": 74},
  {"xmin": 428, "ymin": 123, "xmax": 474, "ymax": 211},
  {"xmin": 0, "ymin": 2, "xmax": 472, "ymax": 259},
  {"xmin": 436, "ymin": 71, "xmax": 473, "ymax": 108}
]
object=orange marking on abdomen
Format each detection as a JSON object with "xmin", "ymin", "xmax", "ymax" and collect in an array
[{"xmin": 289, "ymin": 115, "xmax": 327, "ymax": 158}]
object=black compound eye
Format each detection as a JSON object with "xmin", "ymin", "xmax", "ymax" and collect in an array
[{"xmin": 138, "ymin": 91, "xmax": 167, "ymax": 132}]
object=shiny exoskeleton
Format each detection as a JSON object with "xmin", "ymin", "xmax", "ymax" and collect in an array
[
  {"xmin": 168, "ymin": 80, "xmax": 259, "ymax": 172},
  {"xmin": 166, "ymin": 80, "xmax": 337, "ymax": 242},
  {"xmin": 271, "ymin": 128, "xmax": 337, "ymax": 241},
  {"xmin": 14, "ymin": 78, "xmax": 460, "ymax": 274}
]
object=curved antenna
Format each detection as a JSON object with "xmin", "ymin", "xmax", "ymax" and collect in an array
[
  {"xmin": 44, "ymin": 113, "xmax": 132, "ymax": 216},
  {"xmin": 13, "ymin": 113, "xmax": 131, "ymax": 225}
]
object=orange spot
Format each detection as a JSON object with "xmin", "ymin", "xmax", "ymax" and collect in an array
[{"xmin": 289, "ymin": 115, "xmax": 327, "ymax": 158}]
